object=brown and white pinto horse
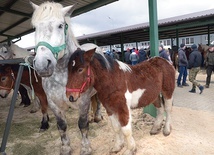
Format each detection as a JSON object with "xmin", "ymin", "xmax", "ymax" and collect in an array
[
  {"xmin": 66, "ymin": 49, "xmax": 175, "ymax": 155},
  {"xmin": 0, "ymin": 64, "xmax": 49, "ymax": 131}
]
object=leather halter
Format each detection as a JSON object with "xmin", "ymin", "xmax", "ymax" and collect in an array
[
  {"xmin": 66, "ymin": 66, "xmax": 91, "ymax": 93},
  {"xmin": 0, "ymin": 69, "xmax": 15, "ymax": 91}
]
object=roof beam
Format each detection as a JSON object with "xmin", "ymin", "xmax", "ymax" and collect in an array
[
  {"xmin": 0, "ymin": 7, "xmax": 31, "ymax": 18},
  {"xmin": 72, "ymin": 0, "xmax": 118, "ymax": 17}
]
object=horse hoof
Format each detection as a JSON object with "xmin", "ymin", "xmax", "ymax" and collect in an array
[
  {"xmin": 94, "ymin": 116, "xmax": 103, "ymax": 123},
  {"xmin": 110, "ymin": 144, "xmax": 124, "ymax": 154},
  {"xmin": 30, "ymin": 109, "xmax": 37, "ymax": 113},
  {"xmin": 163, "ymin": 125, "xmax": 172, "ymax": 136},
  {"xmin": 80, "ymin": 147, "xmax": 92, "ymax": 155},
  {"xmin": 123, "ymin": 148, "xmax": 137, "ymax": 155},
  {"xmin": 150, "ymin": 127, "xmax": 161, "ymax": 135},
  {"xmin": 19, "ymin": 102, "xmax": 24, "ymax": 106},
  {"xmin": 60, "ymin": 146, "xmax": 72, "ymax": 155}
]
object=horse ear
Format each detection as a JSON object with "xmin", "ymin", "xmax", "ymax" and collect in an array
[
  {"xmin": 62, "ymin": 4, "xmax": 76, "ymax": 16},
  {"xmin": 29, "ymin": 1, "xmax": 39, "ymax": 10},
  {"xmin": 85, "ymin": 48, "xmax": 96, "ymax": 61}
]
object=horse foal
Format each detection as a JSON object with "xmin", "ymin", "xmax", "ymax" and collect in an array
[{"xmin": 66, "ymin": 49, "xmax": 175, "ymax": 155}]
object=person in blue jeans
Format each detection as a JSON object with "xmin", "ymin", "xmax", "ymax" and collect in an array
[
  {"xmin": 177, "ymin": 43, "xmax": 189, "ymax": 87},
  {"xmin": 129, "ymin": 51, "xmax": 139, "ymax": 65}
]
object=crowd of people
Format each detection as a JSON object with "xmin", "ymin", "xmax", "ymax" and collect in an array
[
  {"xmin": 176, "ymin": 43, "xmax": 214, "ymax": 94},
  {"xmin": 122, "ymin": 43, "xmax": 214, "ymax": 94}
]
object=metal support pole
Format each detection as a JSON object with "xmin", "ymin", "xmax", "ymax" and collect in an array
[
  {"xmin": 208, "ymin": 25, "xmax": 210, "ymax": 45},
  {"xmin": 148, "ymin": 0, "xmax": 159, "ymax": 57},
  {"xmin": 0, "ymin": 65, "xmax": 24, "ymax": 154},
  {"xmin": 143, "ymin": 0, "xmax": 159, "ymax": 117}
]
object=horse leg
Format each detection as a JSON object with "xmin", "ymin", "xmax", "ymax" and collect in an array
[
  {"xmin": 49, "ymin": 100, "xmax": 71, "ymax": 155},
  {"xmin": 38, "ymin": 96, "xmax": 49, "ymax": 132},
  {"xmin": 150, "ymin": 96, "xmax": 165, "ymax": 135},
  {"xmin": 93, "ymin": 94, "xmax": 103, "ymax": 123},
  {"xmin": 18, "ymin": 85, "xmax": 31, "ymax": 107},
  {"xmin": 109, "ymin": 114, "xmax": 124, "ymax": 153},
  {"xmin": 88, "ymin": 95, "xmax": 96, "ymax": 122},
  {"xmin": 30, "ymin": 96, "xmax": 41, "ymax": 113},
  {"xmin": 78, "ymin": 89, "xmax": 94, "ymax": 155},
  {"xmin": 121, "ymin": 112, "xmax": 137, "ymax": 155},
  {"xmin": 162, "ymin": 97, "xmax": 173, "ymax": 136}
]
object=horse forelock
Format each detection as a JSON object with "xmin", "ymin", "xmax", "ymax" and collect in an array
[
  {"xmin": 69, "ymin": 50, "xmax": 85, "ymax": 68},
  {"xmin": 31, "ymin": 2, "xmax": 64, "ymax": 26}
]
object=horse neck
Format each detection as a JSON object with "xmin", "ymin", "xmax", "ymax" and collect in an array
[
  {"xmin": 91, "ymin": 59, "xmax": 116, "ymax": 91},
  {"xmin": 56, "ymin": 17, "xmax": 79, "ymax": 69}
]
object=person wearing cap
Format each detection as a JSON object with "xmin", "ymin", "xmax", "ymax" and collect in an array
[
  {"xmin": 177, "ymin": 43, "xmax": 189, "ymax": 87},
  {"xmin": 204, "ymin": 44, "xmax": 214, "ymax": 88},
  {"xmin": 159, "ymin": 44, "xmax": 172, "ymax": 63},
  {"xmin": 188, "ymin": 44, "xmax": 204, "ymax": 94}
]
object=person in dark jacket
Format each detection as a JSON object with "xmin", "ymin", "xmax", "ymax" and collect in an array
[
  {"xmin": 204, "ymin": 44, "xmax": 214, "ymax": 88},
  {"xmin": 188, "ymin": 44, "xmax": 204, "ymax": 94},
  {"xmin": 177, "ymin": 43, "xmax": 189, "ymax": 87},
  {"xmin": 138, "ymin": 48, "xmax": 148, "ymax": 63},
  {"xmin": 124, "ymin": 48, "xmax": 131, "ymax": 64},
  {"xmin": 159, "ymin": 45, "xmax": 172, "ymax": 63}
]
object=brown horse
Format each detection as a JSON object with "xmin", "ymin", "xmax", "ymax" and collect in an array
[
  {"xmin": 198, "ymin": 43, "xmax": 209, "ymax": 66},
  {"xmin": 0, "ymin": 64, "xmax": 49, "ymax": 131},
  {"xmin": 66, "ymin": 48, "xmax": 175, "ymax": 155}
]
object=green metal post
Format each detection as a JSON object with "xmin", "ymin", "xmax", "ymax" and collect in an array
[
  {"xmin": 208, "ymin": 25, "xmax": 210, "ymax": 45},
  {"xmin": 120, "ymin": 34, "xmax": 125, "ymax": 62},
  {"xmin": 143, "ymin": 0, "xmax": 159, "ymax": 118},
  {"xmin": 176, "ymin": 29, "xmax": 179, "ymax": 48}
]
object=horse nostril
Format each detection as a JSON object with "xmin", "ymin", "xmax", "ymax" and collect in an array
[
  {"xmin": 47, "ymin": 59, "xmax": 51, "ymax": 68},
  {"xmin": 69, "ymin": 96, "xmax": 74, "ymax": 102}
]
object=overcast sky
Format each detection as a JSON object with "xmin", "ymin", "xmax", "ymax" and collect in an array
[{"xmin": 16, "ymin": 0, "xmax": 214, "ymax": 48}]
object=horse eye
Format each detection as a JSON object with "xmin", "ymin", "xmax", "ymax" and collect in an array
[
  {"xmin": 78, "ymin": 68, "xmax": 83, "ymax": 73},
  {"xmin": 1, "ymin": 77, "xmax": 6, "ymax": 81},
  {"xmin": 3, "ymin": 51, "xmax": 7, "ymax": 53},
  {"xmin": 58, "ymin": 24, "xmax": 63, "ymax": 29}
]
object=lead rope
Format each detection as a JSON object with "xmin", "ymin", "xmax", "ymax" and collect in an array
[{"xmin": 19, "ymin": 62, "xmax": 38, "ymax": 100}]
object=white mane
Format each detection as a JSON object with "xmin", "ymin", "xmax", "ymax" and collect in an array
[
  {"xmin": 31, "ymin": 2, "xmax": 65, "ymax": 26},
  {"xmin": 65, "ymin": 16, "xmax": 80, "ymax": 49},
  {"xmin": 116, "ymin": 60, "xmax": 132, "ymax": 73}
]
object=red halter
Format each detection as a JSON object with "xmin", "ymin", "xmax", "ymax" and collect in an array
[
  {"xmin": 0, "ymin": 69, "xmax": 15, "ymax": 92},
  {"xmin": 66, "ymin": 66, "xmax": 91, "ymax": 93}
]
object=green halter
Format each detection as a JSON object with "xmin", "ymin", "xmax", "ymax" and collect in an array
[{"xmin": 35, "ymin": 23, "xmax": 68, "ymax": 60}]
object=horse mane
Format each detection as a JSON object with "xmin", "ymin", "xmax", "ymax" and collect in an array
[
  {"xmin": 69, "ymin": 49, "xmax": 115, "ymax": 70},
  {"xmin": 31, "ymin": 2, "xmax": 65, "ymax": 26},
  {"xmin": 65, "ymin": 16, "xmax": 80, "ymax": 48}
]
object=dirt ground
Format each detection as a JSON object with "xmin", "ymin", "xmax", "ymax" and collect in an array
[{"xmin": 0, "ymin": 92, "xmax": 214, "ymax": 155}]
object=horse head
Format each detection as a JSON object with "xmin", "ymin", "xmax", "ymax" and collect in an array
[
  {"xmin": 0, "ymin": 43, "xmax": 13, "ymax": 60},
  {"xmin": 0, "ymin": 65, "xmax": 15, "ymax": 98},
  {"xmin": 66, "ymin": 48, "xmax": 96, "ymax": 102},
  {"xmin": 30, "ymin": 1, "xmax": 75, "ymax": 77}
]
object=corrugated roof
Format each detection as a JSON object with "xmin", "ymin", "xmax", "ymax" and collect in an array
[
  {"xmin": 0, "ymin": 0, "xmax": 118, "ymax": 43},
  {"xmin": 77, "ymin": 8, "xmax": 214, "ymax": 46}
]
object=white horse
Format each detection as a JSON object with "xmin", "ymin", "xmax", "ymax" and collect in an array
[
  {"xmin": 0, "ymin": 42, "xmax": 33, "ymax": 60},
  {"xmin": 30, "ymin": 2, "xmax": 102, "ymax": 155}
]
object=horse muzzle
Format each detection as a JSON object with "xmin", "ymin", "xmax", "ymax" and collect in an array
[{"xmin": 33, "ymin": 56, "xmax": 55, "ymax": 77}]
